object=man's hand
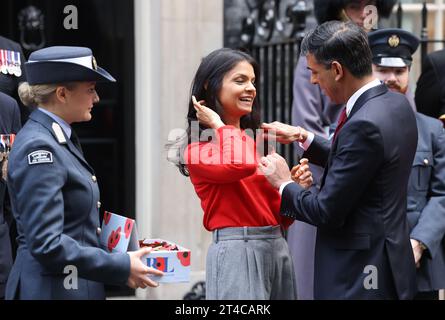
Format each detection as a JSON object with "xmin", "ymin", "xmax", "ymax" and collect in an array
[
  {"xmin": 291, "ymin": 158, "xmax": 313, "ymax": 189},
  {"xmin": 127, "ymin": 247, "xmax": 164, "ymax": 289},
  {"xmin": 261, "ymin": 122, "xmax": 308, "ymax": 144},
  {"xmin": 258, "ymin": 152, "xmax": 292, "ymax": 189},
  {"xmin": 410, "ymin": 239, "xmax": 425, "ymax": 268},
  {"xmin": 192, "ymin": 95, "xmax": 225, "ymax": 129}
]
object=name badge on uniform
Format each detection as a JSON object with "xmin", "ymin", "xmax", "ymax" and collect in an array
[
  {"xmin": 28, "ymin": 150, "xmax": 53, "ymax": 165},
  {"xmin": 52, "ymin": 122, "xmax": 67, "ymax": 144}
]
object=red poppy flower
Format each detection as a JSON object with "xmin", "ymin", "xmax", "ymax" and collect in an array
[
  {"xmin": 154, "ymin": 257, "xmax": 167, "ymax": 272},
  {"xmin": 103, "ymin": 211, "xmax": 112, "ymax": 225},
  {"xmin": 177, "ymin": 251, "xmax": 191, "ymax": 267},
  {"xmin": 107, "ymin": 226, "xmax": 121, "ymax": 252},
  {"xmin": 124, "ymin": 219, "xmax": 133, "ymax": 239}
]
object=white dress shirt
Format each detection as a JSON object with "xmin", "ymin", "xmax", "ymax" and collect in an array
[{"xmin": 280, "ymin": 78, "xmax": 382, "ymax": 195}]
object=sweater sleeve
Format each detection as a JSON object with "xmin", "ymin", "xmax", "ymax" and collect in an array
[{"xmin": 185, "ymin": 125, "xmax": 258, "ymax": 184}]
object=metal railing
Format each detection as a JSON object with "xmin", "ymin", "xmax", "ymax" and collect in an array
[
  {"xmin": 233, "ymin": 0, "xmax": 311, "ymax": 165},
  {"xmin": 396, "ymin": 1, "xmax": 445, "ymax": 69}
]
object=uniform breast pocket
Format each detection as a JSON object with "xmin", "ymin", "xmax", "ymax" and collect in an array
[{"xmin": 409, "ymin": 151, "xmax": 433, "ymax": 192}]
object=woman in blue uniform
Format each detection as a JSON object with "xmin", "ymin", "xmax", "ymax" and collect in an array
[{"xmin": 5, "ymin": 46, "xmax": 162, "ymax": 300}]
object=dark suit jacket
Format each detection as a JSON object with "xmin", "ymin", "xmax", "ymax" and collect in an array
[
  {"xmin": 415, "ymin": 49, "xmax": 445, "ymax": 120},
  {"xmin": 0, "ymin": 36, "xmax": 29, "ymax": 124},
  {"xmin": 407, "ymin": 113, "xmax": 445, "ymax": 291},
  {"xmin": 0, "ymin": 92, "xmax": 21, "ymax": 298},
  {"xmin": 5, "ymin": 109, "xmax": 129, "ymax": 299},
  {"xmin": 281, "ymin": 84, "xmax": 418, "ymax": 299}
]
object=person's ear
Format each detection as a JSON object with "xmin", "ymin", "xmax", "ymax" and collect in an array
[
  {"xmin": 331, "ymin": 61, "xmax": 344, "ymax": 81},
  {"xmin": 55, "ymin": 86, "xmax": 68, "ymax": 104},
  {"xmin": 55, "ymin": 87, "xmax": 66, "ymax": 103},
  {"xmin": 204, "ymin": 81, "xmax": 208, "ymax": 91}
]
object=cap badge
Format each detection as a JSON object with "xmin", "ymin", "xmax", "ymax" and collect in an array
[
  {"xmin": 92, "ymin": 56, "xmax": 98, "ymax": 70},
  {"xmin": 388, "ymin": 35, "xmax": 400, "ymax": 48}
]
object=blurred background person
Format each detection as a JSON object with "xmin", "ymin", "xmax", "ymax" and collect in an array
[
  {"xmin": 415, "ymin": 49, "xmax": 445, "ymax": 124},
  {"xmin": 0, "ymin": 34, "xmax": 24, "ymax": 300},
  {"xmin": 0, "ymin": 35, "xmax": 28, "ymax": 123},
  {"xmin": 0, "ymin": 92, "xmax": 21, "ymax": 299}
]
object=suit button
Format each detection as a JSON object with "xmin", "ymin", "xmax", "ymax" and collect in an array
[
  {"xmin": 96, "ymin": 227, "xmax": 101, "ymax": 235},
  {"xmin": 97, "ymin": 201, "xmax": 101, "ymax": 209},
  {"xmin": 92, "ymin": 175, "xmax": 97, "ymax": 183},
  {"xmin": 424, "ymin": 159, "xmax": 429, "ymax": 166}
]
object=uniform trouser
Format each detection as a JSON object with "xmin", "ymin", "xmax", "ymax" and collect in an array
[{"xmin": 206, "ymin": 225, "xmax": 297, "ymax": 300}]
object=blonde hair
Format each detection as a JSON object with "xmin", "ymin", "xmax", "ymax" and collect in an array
[{"xmin": 18, "ymin": 82, "xmax": 77, "ymax": 107}]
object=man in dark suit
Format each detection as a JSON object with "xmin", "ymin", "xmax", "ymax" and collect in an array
[
  {"xmin": 0, "ymin": 92, "xmax": 21, "ymax": 299},
  {"xmin": 260, "ymin": 21, "xmax": 418, "ymax": 299},
  {"xmin": 288, "ymin": 0, "xmax": 397, "ymax": 300},
  {"xmin": 415, "ymin": 49, "xmax": 445, "ymax": 123},
  {"xmin": 369, "ymin": 28, "xmax": 445, "ymax": 300}
]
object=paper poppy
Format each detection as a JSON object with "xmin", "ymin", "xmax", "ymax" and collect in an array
[
  {"xmin": 124, "ymin": 218, "xmax": 133, "ymax": 239},
  {"xmin": 154, "ymin": 257, "xmax": 167, "ymax": 272},
  {"xmin": 107, "ymin": 226, "xmax": 121, "ymax": 252},
  {"xmin": 177, "ymin": 251, "xmax": 191, "ymax": 267},
  {"xmin": 103, "ymin": 211, "xmax": 112, "ymax": 225}
]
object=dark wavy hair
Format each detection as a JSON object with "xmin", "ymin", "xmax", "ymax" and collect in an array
[{"xmin": 167, "ymin": 48, "xmax": 261, "ymax": 176}]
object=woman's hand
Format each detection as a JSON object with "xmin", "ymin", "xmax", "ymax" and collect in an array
[
  {"xmin": 261, "ymin": 122, "xmax": 309, "ymax": 145},
  {"xmin": 192, "ymin": 95, "xmax": 225, "ymax": 129},
  {"xmin": 291, "ymin": 158, "xmax": 313, "ymax": 189},
  {"xmin": 127, "ymin": 247, "xmax": 164, "ymax": 289}
]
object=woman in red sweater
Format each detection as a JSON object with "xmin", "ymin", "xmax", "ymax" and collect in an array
[{"xmin": 172, "ymin": 48, "xmax": 312, "ymax": 299}]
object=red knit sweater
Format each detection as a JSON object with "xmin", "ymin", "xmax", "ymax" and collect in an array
[{"xmin": 185, "ymin": 125, "xmax": 293, "ymax": 231}]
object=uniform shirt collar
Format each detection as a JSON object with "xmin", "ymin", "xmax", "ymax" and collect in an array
[
  {"xmin": 38, "ymin": 107, "xmax": 72, "ymax": 138},
  {"xmin": 345, "ymin": 78, "xmax": 382, "ymax": 117}
]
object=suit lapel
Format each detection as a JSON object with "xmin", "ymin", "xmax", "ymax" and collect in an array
[
  {"xmin": 348, "ymin": 84, "xmax": 388, "ymax": 119},
  {"xmin": 319, "ymin": 84, "xmax": 388, "ymax": 189},
  {"xmin": 29, "ymin": 110, "xmax": 94, "ymax": 174}
]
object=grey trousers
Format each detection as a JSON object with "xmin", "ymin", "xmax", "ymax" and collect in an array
[{"xmin": 206, "ymin": 225, "xmax": 297, "ymax": 300}]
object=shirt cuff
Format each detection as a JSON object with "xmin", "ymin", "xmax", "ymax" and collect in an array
[
  {"xmin": 299, "ymin": 132, "xmax": 314, "ymax": 151},
  {"xmin": 279, "ymin": 181, "xmax": 294, "ymax": 196}
]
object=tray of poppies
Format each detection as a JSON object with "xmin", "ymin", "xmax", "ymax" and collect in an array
[{"xmin": 139, "ymin": 238, "xmax": 191, "ymax": 283}]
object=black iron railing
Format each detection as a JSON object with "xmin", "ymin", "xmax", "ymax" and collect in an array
[
  {"xmin": 229, "ymin": 0, "xmax": 310, "ymax": 166},
  {"xmin": 396, "ymin": 1, "xmax": 445, "ymax": 69}
]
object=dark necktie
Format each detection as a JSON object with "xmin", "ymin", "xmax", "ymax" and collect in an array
[
  {"xmin": 333, "ymin": 107, "xmax": 348, "ymax": 142},
  {"xmin": 70, "ymin": 130, "xmax": 83, "ymax": 155}
]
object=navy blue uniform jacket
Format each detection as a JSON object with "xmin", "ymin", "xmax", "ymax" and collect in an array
[
  {"xmin": 407, "ymin": 113, "xmax": 445, "ymax": 292},
  {"xmin": 0, "ymin": 92, "xmax": 21, "ymax": 297},
  {"xmin": 5, "ymin": 109, "xmax": 130, "ymax": 299}
]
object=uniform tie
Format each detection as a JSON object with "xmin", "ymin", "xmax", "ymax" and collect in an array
[{"xmin": 70, "ymin": 130, "xmax": 83, "ymax": 154}]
